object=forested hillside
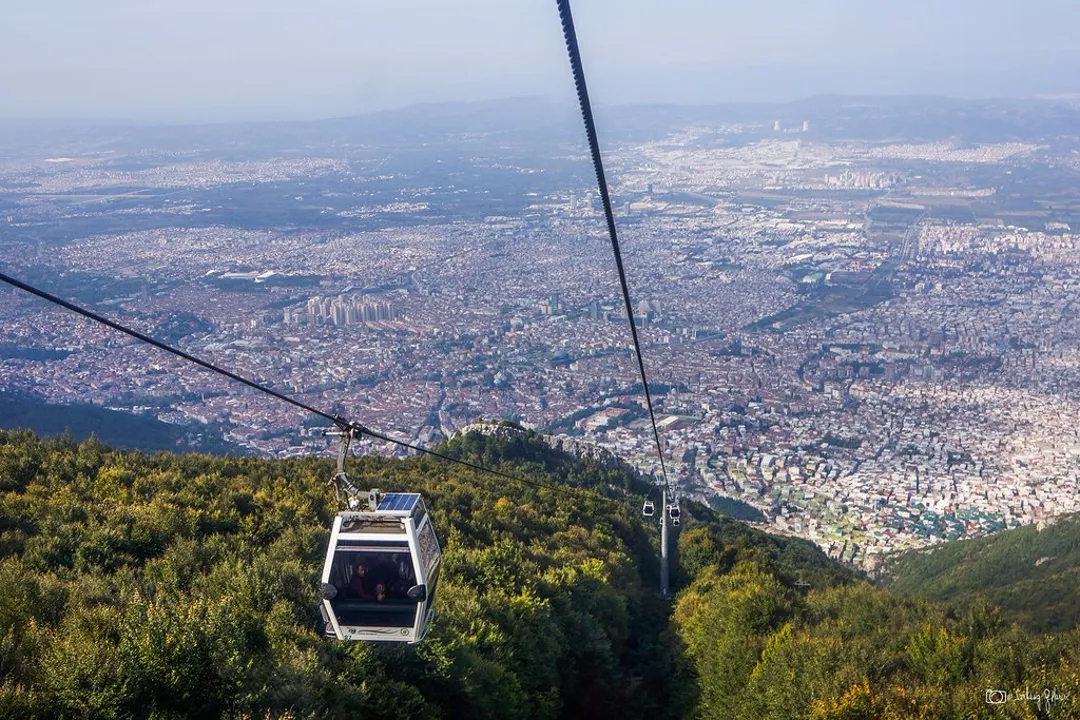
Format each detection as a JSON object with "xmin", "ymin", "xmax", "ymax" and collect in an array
[
  {"xmin": 0, "ymin": 392, "xmax": 239, "ymax": 456},
  {"xmin": 878, "ymin": 513, "xmax": 1080, "ymax": 632},
  {"xmin": 1, "ymin": 428, "xmax": 1079, "ymax": 719}
]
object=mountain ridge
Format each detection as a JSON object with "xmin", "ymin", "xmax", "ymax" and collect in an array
[{"xmin": 878, "ymin": 511, "xmax": 1080, "ymax": 632}]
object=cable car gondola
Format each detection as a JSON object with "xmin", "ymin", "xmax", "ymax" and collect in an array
[
  {"xmin": 668, "ymin": 503, "xmax": 680, "ymax": 525},
  {"xmin": 642, "ymin": 499, "xmax": 655, "ymax": 517},
  {"xmin": 319, "ymin": 489, "xmax": 441, "ymax": 643},
  {"xmin": 318, "ymin": 427, "xmax": 442, "ymax": 644}
]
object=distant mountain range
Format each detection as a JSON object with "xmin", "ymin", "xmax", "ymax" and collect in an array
[{"xmin": 6, "ymin": 93, "xmax": 1080, "ymax": 156}]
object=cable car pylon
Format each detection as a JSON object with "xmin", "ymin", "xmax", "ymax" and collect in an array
[{"xmin": 660, "ymin": 486, "xmax": 669, "ymax": 597}]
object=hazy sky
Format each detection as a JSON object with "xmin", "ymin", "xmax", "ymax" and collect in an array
[{"xmin": 3, "ymin": 0, "xmax": 1080, "ymax": 121}]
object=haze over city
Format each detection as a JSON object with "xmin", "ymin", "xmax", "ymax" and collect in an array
[{"xmin": 4, "ymin": 0, "xmax": 1080, "ymax": 121}]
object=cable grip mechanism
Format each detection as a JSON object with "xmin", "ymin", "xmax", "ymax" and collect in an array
[{"xmin": 324, "ymin": 421, "xmax": 373, "ymax": 510}]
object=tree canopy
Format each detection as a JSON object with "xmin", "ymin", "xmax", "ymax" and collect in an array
[{"xmin": 1, "ymin": 428, "xmax": 1078, "ymax": 719}]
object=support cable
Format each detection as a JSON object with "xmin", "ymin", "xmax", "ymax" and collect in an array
[{"xmin": 555, "ymin": 0, "xmax": 672, "ymax": 491}]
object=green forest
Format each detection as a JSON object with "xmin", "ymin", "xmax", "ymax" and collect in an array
[
  {"xmin": 1, "ymin": 428, "xmax": 1079, "ymax": 719},
  {"xmin": 879, "ymin": 513, "xmax": 1080, "ymax": 633}
]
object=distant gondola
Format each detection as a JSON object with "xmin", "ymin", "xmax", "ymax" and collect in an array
[
  {"xmin": 318, "ymin": 490, "xmax": 442, "ymax": 644},
  {"xmin": 642, "ymin": 499, "xmax": 655, "ymax": 517}
]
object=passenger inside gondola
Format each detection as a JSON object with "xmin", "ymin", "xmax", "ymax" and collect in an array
[
  {"xmin": 335, "ymin": 552, "xmax": 417, "ymax": 603},
  {"xmin": 347, "ymin": 560, "xmax": 375, "ymax": 599},
  {"xmin": 385, "ymin": 553, "xmax": 415, "ymax": 599}
]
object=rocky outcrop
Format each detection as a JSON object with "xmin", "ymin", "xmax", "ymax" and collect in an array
[{"xmin": 454, "ymin": 422, "xmax": 642, "ymax": 478}]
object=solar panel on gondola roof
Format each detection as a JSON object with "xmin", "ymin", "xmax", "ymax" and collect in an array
[{"xmin": 378, "ymin": 493, "xmax": 420, "ymax": 512}]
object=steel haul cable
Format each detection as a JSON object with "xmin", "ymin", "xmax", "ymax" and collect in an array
[{"xmin": 555, "ymin": 0, "xmax": 672, "ymax": 491}]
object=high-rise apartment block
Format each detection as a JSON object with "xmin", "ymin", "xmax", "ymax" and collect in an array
[{"xmin": 287, "ymin": 295, "xmax": 397, "ymax": 326}]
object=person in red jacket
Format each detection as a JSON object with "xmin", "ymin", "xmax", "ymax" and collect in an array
[{"xmin": 348, "ymin": 560, "xmax": 376, "ymax": 600}]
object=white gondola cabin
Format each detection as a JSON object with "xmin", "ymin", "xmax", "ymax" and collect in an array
[
  {"xmin": 318, "ymin": 492, "xmax": 441, "ymax": 643},
  {"xmin": 642, "ymin": 499, "xmax": 655, "ymax": 517}
]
